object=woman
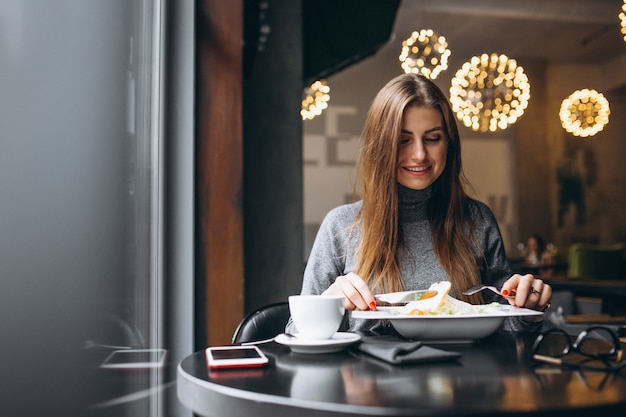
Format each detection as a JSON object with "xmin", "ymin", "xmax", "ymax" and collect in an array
[
  {"xmin": 290, "ymin": 74, "xmax": 551, "ymax": 333},
  {"xmin": 525, "ymin": 234, "xmax": 554, "ymax": 266}
]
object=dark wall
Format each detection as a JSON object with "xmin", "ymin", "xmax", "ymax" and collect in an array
[
  {"xmin": 514, "ymin": 60, "xmax": 552, "ymax": 242},
  {"xmin": 243, "ymin": 0, "xmax": 305, "ymax": 313}
]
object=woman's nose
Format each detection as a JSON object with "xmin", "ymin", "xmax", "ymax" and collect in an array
[{"xmin": 410, "ymin": 141, "xmax": 426, "ymax": 160}]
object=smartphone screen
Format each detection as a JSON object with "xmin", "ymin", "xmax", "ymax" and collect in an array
[
  {"xmin": 100, "ymin": 349, "xmax": 167, "ymax": 369},
  {"xmin": 205, "ymin": 346, "xmax": 269, "ymax": 369}
]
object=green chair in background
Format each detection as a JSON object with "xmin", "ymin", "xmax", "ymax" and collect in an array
[
  {"xmin": 567, "ymin": 243, "xmax": 625, "ymax": 280},
  {"xmin": 552, "ymin": 245, "xmax": 570, "ymax": 266}
]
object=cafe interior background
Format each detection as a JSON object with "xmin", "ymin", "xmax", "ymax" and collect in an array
[
  {"xmin": 303, "ymin": 0, "xmax": 626, "ymax": 257},
  {"xmin": 1, "ymin": 0, "xmax": 625, "ymax": 416}
]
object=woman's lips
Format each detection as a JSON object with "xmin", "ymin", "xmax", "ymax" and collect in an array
[{"xmin": 403, "ymin": 166, "xmax": 431, "ymax": 174}]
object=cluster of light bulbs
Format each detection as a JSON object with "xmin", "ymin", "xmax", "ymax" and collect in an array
[
  {"xmin": 449, "ymin": 53, "xmax": 531, "ymax": 133},
  {"xmin": 305, "ymin": 18, "xmax": 621, "ymax": 133},
  {"xmin": 559, "ymin": 89, "xmax": 611, "ymax": 138},
  {"xmin": 301, "ymin": 80, "xmax": 330, "ymax": 121},
  {"xmin": 399, "ymin": 29, "xmax": 451, "ymax": 80}
]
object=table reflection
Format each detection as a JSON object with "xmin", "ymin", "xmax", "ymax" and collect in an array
[
  {"xmin": 270, "ymin": 334, "xmax": 517, "ymax": 409},
  {"xmin": 178, "ymin": 331, "xmax": 626, "ymax": 417}
]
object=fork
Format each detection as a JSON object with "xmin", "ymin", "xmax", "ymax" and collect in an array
[{"xmin": 462, "ymin": 284, "xmax": 516, "ymax": 298}]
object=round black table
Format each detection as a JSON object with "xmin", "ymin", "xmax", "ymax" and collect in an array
[{"xmin": 177, "ymin": 332, "xmax": 626, "ymax": 417}]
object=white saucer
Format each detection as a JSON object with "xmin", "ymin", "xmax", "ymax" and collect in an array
[{"xmin": 274, "ymin": 332, "xmax": 361, "ymax": 354}]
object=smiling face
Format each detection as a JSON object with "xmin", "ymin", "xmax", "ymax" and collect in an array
[{"xmin": 397, "ymin": 106, "xmax": 448, "ymax": 190}]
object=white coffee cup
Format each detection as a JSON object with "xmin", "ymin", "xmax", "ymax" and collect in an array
[{"xmin": 288, "ymin": 294, "xmax": 345, "ymax": 339}]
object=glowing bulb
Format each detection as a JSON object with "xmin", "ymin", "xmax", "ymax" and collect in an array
[
  {"xmin": 559, "ymin": 89, "xmax": 610, "ymax": 137},
  {"xmin": 399, "ymin": 29, "xmax": 451, "ymax": 79},
  {"xmin": 301, "ymin": 80, "xmax": 331, "ymax": 120},
  {"xmin": 450, "ymin": 53, "xmax": 530, "ymax": 132}
]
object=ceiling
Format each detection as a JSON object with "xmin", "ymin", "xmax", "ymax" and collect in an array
[{"xmin": 384, "ymin": 0, "xmax": 626, "ymax": 66}]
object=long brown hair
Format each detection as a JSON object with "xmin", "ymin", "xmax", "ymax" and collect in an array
[{"xmin": 354, "ymin": 73, "xmax": 483, "ymax": 303}]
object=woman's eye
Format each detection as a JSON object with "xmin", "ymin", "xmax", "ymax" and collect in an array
[
  {"xmin": 424, "ymin": 136, "xmax": 441, "ymax": 143},
  {"xmin": 400, "ymin": 137, "xmax": 411, "ymax": 144}
]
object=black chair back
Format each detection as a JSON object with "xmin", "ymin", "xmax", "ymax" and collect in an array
[{"xmin": 231, "ymin": 302, "xmax": 290, "ymax": 344}]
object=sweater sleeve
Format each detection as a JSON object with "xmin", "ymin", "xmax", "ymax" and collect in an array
[
  {"xmin": 473, "ymin": 201, "xmax": 543, "ymax": 332},
  {"xmin": 300, "ymin": 203, "xmax": 360, "ymax": 294},
  {"xmin": 286, "ymin": 203, "xmax": 360, "ymax": 334},
  {"xmin": 473, "ymin": 201, "xmax": 512, "ymax": 289}
]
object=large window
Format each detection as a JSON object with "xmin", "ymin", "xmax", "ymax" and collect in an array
[{"xmin": 0, "ymin": 1, "xmax": 193, "ymax": 416}]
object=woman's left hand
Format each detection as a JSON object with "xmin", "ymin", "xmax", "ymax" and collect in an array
[{"xmin": 501, "ymin": 274, "xmax": 552, "ymax": 311}]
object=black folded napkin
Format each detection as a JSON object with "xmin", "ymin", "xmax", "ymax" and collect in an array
[{"xmin": 352, "ymin": 336, "xmax": 461, "ymax": 365}]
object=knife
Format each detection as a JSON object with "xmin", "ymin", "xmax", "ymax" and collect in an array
[{"xmin": 374, "ymin": 290, "xmax": 438, "ymax": 306}]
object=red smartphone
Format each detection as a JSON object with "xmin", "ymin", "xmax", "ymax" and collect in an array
[{"xmin": 205, "ymin": 345, "xmax": 269, "ymax": 369}]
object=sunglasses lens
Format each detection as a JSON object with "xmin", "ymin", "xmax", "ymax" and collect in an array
[
  {"xmin": 578, "ymin": 328, "xmax": 617, "ymax": 358},
  {"xmin": 535, "ymin": 331, "xmax": 570, "ymax": 357}
]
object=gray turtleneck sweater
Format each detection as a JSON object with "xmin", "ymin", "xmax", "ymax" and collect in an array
[{"xmin": 288, "ymin": 184, "xmax": 541, "ymax": 333}]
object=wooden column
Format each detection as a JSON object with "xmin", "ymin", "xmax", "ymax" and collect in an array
[{"xmin": 196, "ymin": 0, "xmax": 243, "ymax": 346}]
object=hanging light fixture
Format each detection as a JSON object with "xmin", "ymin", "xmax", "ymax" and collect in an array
[
  {"xmin": 619, "ymin": 0, "xmax": 626, "ymax": 42},
  {"xmin": 559, "ymin": 89, "xmax": 610, "ymax": 137},
  {"xmin": 449, "ymin": 53, "xmax": 531, "ymax": 132},
  {"xmin": 301, "ymin": 80, "xmax": 330, "ymax": 120},
  {"xmin": 399, "ymin": 29, "xmax": 451, "ymax": 79}
]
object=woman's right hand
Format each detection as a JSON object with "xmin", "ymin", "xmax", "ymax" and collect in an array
[{"xmin": 322, "ymin": 272, "xmax": 377, "ymax": 311}]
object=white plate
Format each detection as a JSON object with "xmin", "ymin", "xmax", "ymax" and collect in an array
[
  {"xmin": 275, "ymin": 332, "xmax": 361, "ymax": 354},
  {"xmin": 352, "ymin": 306, "xmax": 543, "ymax": 342}
]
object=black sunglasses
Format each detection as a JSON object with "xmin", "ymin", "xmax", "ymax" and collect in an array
[{"xmin": 533, "ymin": 326, "xmax": 625, "ymax": 372}]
